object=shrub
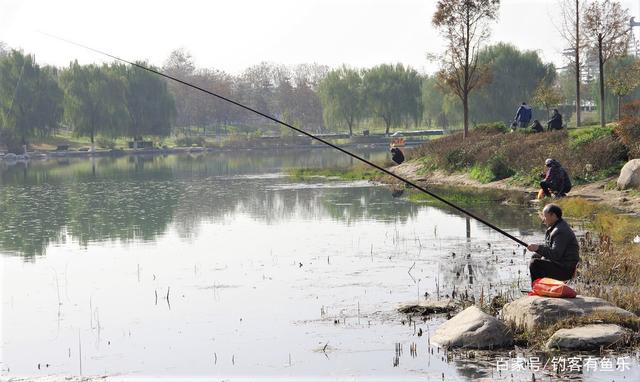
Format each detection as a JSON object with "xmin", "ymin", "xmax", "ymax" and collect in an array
[
  {"xmin": 487, "ymin": 155, "xmax": 515, "ymax": 180},
  {"xmin": 96, "ymin": 136, "xmax": 116, "ymax": 149},
  {"xmin": 469, "ymin": 155, "xmax": 514, "ymax": 183},
  {"xmin": 469, "ymin": 164, "xmax": 493, "ymax": 183},
  {"xmin": 614, "ymin": 124, "xmax": 640, "ymax": 158},
  {"xmin": 569, "ymin": 126, "xmax": 613, "ymax": 149},
  {"xmin": 445, "ymin": 148, "xmax": 473, "ymax": 169},
  {"xmin": 175, "ymin": 136, "xmax": 205, "ymax": 147},
  {"xmin": 473, "ymin": 122, "xmax": 508, "ymax": 135}
]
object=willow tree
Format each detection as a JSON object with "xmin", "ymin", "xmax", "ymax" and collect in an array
[
  {"xmin": 121, "ymin": 62, "xmax": 176, "ymax": 145},
  {"xmin": 362, "ymin": 64, "xmax": 422, "ymax": 136},
  {"xmin": 318, "ymin": 66, "xmax": 363, "ymax": 136},
  {"xmin": 432, "ymin": 0, "xmax": 499, "ymax": 139},
  {"xmin": 60, "ymin": 62, "xmax": 129, "ymax": 150},
  {"xmin": 584, "ymin": 0, "xmax": 630, "ymax": 127},
  {"xmin": 0, "ymin": 50, "xmax": 63, "ymax": 153}
]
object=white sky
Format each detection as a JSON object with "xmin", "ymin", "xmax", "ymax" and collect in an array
[{"xmin": 1, "ymin": 0, "xmax": 639, "ymax": 75}]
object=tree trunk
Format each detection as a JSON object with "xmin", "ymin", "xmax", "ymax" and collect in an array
[
  {"xmin": 463, "ymin": 11, "xmax": 470, "ymax": 140},
  {"xmin": 463, "ymin": 93, "xmax": 469, "ymax": 139},
  {"xmin": 618, "ymin": 95, "xmax": 622, "ymax": 121},
  {"xmin": 598, "ymin": 36, "xmax": 605, "ymax": 128},
  {"xmin": 575, "ymin": 0, "xmax": 581, "ymax": 127}
]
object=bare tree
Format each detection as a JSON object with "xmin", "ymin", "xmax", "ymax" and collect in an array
[
  {"xmin": 163, "ymin": 48, "xmax": 196, "ymax": 128},
  {"xmin": 584, "ymin": 0, "xmax": 631, "ymax": 127},
  {"xmin": 558, "ymin": 0, "xmax": 588, "ymax": 127},
  {"xmin": 432, "ymin": 0, "xmax": 499, "ymax": 139}
]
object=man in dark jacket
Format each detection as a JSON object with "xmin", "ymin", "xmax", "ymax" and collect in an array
[
  {"xmin": 527, "ymin": 204, "xmax": 580, "ymax": 283},
  {"xmin": 547, "ymin": 109, "xmax": 563, "ymax": 131},
  {"xmin": 390, "ymin": 146, "xmax": 405, "ymax": 165},
  {"xmin": 540, "ymin": 158, "xmax": 571, "ymax": 198}
]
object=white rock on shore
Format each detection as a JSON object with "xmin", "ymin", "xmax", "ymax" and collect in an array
[
  {"xmin": 501, "ymin": 295, "xmax": 635, "ymax": 331},
  {"xmin": 546, "ymin": 324, "xmax": 629, "ymax": 350},
  {"xmin": 431, "ymin": 306, "xmax": 513, "ymax": 349},
  {"xmin": 617, "ymin": 159, "xmax": 640, "ymax": 190}
]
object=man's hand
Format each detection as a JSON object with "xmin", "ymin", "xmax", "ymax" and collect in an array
[{"xmin": 527, "ymin": 244, "xmax": 539, "ymax": 252}]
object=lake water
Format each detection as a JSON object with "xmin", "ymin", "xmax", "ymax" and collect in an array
[{"xmin": 1, "ymin": 150, "xmax": 638, "ymax": 381}]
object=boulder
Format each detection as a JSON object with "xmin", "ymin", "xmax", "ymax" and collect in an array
[
  {"xmin": 502, "ymin": 295, "xmax": 634, "ymax": 331},
  {"xmin": 617, "ymin": 159, "xmax": 640, "ymax": 190},
  {"xmin": 546, "ymin": 324, "xmax": 628, "ymax": 350},
  {"xmin": 398, "ymin": 299, "xmax": 456, "ymax": 315},
  {"xmin": 431, "ymin": 306, "xmax": 513, "ymax": 349}
]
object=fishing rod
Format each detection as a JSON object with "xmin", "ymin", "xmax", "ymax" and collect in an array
[{"xmin": 43, "ymin": 33, "xmax": 529, "ymax": 247}]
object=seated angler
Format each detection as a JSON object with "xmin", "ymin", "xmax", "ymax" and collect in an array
[
  {"xmin": 527, "ymin": 204, "xmax": 580, "ymax": 284},
  {"xmin": 547, "ymin": 109, "xmax": 563, "ymax": 131},
  {"xmin": 390, "ymin": 146, "xmax": 405, "ymax": 165},
  {"xmin": 540, "ymin": 158, "xmax": 571, "ymax": 198},
  {"xmin": 530, "ymin": 120, "xmax": 544, "ymax": 133}
]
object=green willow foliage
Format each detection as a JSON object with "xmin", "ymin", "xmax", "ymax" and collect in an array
[
  {"xmin": 0, "ymin": 50, "xmax": 63, "ymax": 153},
  {"xmin": 0, "ymin": 51, "xmax": 175, "ymax": 153}
]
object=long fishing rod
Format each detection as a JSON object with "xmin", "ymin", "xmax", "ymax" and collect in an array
[{"xmin": 43, "ymin": 33, "xmax": 529, "ymax": 247}]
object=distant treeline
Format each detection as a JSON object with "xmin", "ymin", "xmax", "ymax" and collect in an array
[{"xmin": 1, "ymin": 42, "xmax": 638, "ymax": 153}]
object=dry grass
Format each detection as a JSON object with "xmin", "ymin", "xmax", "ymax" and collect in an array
[{"xmin": 554, "ymin": 198, "xmax": 640, "ymax": 315}]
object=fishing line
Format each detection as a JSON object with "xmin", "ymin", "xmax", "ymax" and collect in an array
[{"xmin": 41, "ymin": 32, "xmax": 529, "ymax": 247}]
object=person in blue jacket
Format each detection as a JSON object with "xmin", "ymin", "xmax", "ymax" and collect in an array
[{"xmin": 513, "ymin": 102, "xmax": 533, "ymax": 128}]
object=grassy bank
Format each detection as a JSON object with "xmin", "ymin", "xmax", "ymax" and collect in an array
[
  {"xmin": 556, "ymin": 198, "xmax": 640, "ymax": 315},
  {"xmin": 409, "ymin": 124, "xmax": 627, "ymax": 187}
]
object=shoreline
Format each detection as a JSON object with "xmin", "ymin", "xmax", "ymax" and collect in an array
[
  {"xmin": 0, "ymin": 140, "xmax": 426, "ymax": 162},
  {"xmin": 388, "ymin": 161, "xmax": 640, "ymax": 216}
]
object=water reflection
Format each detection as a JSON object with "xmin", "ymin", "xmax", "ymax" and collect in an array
[
  {"xmin": 0, "ymin": 151, "xmax": 540, "ymax": 258},
  {"xmin": 5, "ymin": 151, "xmax": 634, "ymax": 381}
]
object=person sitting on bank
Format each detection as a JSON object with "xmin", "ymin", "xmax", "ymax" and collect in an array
[
  {"xmin": 530, "ymin": 120, "xmax": 544, "ymax": 133},
  {"xmin": 540, "ymin": 158, "xmax": 572, "ymax": 198},
  {"xmin": 390, "ymin": 145, "xmax": 405, "ymax": 165},
  {"xmin": 547, "ymin": 109, "xmax": 563, "ymax": 131},
  {"xmin": 527, "ymin": 204, "xmax": 580, "ymax": 284}
]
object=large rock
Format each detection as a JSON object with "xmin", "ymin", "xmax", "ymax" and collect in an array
[
  {"xmin": 546, "ymin": 324, "xmax": 629, "ymax": 350},
  {"xmin": 617, "ymin": 159, "xmax": 640, "ymax": 190},
  {"xmin": 431, "ymin": 306, "xmax": 513, "ymax": 349},
  {"xmin": 502, "ymin": 295, "xmax": 634, "ymax": 331}
]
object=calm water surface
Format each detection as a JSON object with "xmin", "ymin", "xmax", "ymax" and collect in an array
[{"xmin": 1, "ymin": 150, "xmax": 638, "ymax": 381}]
